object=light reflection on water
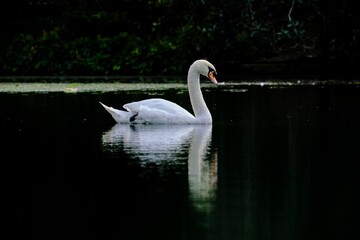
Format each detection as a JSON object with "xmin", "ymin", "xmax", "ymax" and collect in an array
[{"xmin": 101, "ymin": 124, "xmax": 217, "ymax": 214}]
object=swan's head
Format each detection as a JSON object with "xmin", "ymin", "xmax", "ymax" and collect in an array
[{"xmin": 192, "ymin": 59, "xmax": 218, "ymax": 85}]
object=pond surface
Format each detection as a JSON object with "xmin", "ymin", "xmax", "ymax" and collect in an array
[{"xmin": 2, "ymin": 82, "xmax": 360, "ymax": 240}]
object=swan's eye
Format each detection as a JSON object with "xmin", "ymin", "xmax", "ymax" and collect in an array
[
  {"xmin": 208, "ymin": 71, "xmax": 214, "ymax": 79},
  {"xmin": 208, "ymin": 67, "xmax": 217, "ymax": 78},
  {"xmin": 208, "ymin": 70, "xmax": 217, "ymax": 79}
]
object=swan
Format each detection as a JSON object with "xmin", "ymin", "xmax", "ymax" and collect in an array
[{"xmin": 100, "ymin": 59, "xmax": 218, "ymax": 124}]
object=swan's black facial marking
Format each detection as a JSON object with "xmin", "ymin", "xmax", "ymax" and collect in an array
[
  {"xmin": 208, "ymin": 67, "xmax": 217, "ymax": 78},
  {"xmin": 130, "ymin": 112, "xmax": 138, "ymax": 123}
]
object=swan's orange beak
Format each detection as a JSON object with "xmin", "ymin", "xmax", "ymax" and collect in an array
[{"xmin": 208, "ymin": 71, "xmax": 218, "ymax": 85}]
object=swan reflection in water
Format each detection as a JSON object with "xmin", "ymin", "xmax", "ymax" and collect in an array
[{"xmin": 101, "ymin": 124, "xmax": 217, "ymax": 212}]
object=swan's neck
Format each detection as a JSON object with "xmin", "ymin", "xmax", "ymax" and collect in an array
[{"xmin": 188, "ymin": 67, "xmax": 212, "ymax": 123}]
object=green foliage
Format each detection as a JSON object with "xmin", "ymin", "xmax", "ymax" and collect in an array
[
  {"xmin": 276, "ymin": 20, "xmax": 306, "ymax": 47},
  {"xmin": 1, "ymin": 0, "xmax": 360, "ymax": 76}
]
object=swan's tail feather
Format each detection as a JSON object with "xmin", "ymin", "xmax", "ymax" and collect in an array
[{"xmin": 99, "ymin": 102, "xmax": 130, "ymax": 123}]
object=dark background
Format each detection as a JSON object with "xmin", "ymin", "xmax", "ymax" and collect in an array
[{"xmin": 1, "ymin": 0, "xmax": 359, "ymax": 77}]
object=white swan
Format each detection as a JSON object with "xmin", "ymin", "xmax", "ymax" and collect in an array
[{"xmin": 100, "ymin": 59, "xmax": 218, "ymax": 124}]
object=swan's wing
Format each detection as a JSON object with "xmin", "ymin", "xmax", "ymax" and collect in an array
[
  {"xmin": 123, "ymin": 98, "xmax": 194, "ymax": 117},
  {"xmin": 123, "ymin": 98, "xmax": 195, "ymax": 123}
]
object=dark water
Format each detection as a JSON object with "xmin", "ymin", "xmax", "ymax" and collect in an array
[{"xmin": 3, "ymin": 83, "xmax": 360, "ymax": 240}]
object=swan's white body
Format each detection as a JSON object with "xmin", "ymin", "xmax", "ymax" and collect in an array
[{"xmin": 100, "ymin": 59, "xmax": 218, "ymax": 124}]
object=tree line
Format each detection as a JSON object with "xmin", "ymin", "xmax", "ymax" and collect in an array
[{"xmin": 0, "ymin": 0, "xmax": 359, "ymax": 76}]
